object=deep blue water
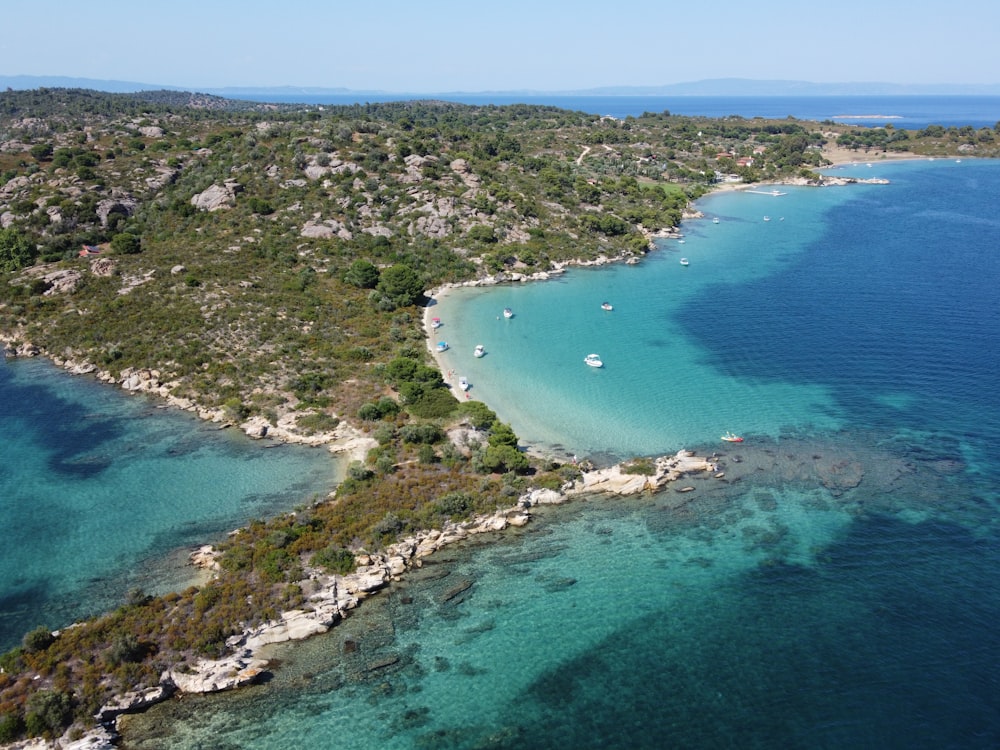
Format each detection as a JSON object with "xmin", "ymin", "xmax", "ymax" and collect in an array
[
  {"xmin": 239, "ymin": 93, "xmax": 1000, "ymax": 129},
  {"xmin": 120, "ymin": 160, "xmax": 1000, "ymax": 748}
]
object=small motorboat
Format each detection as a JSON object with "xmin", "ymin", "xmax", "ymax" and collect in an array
[
  {"xmin": 458, "ymin": 376, "xmax": 470, "ymax": 391},
  {"xmin": 503, "ymin": 307, "xmax": 514, "ymax": 319},
  {"xmin": 601, "ymin": 302, "xmax": 614, "ymax": 311},
  {"xmin": 680, "ymin": 258, "xmax": 689, "ymax": 266},
  {"xmin": 436, "ymin": 341, "xmax": 449, "ymax": 352},
  {"xmin": 721, "ymin": 432, "xmax": 744, "ymax": 443},
  {"xmin": 430, "ymin": 317, "xmax": 442, "ymax": 329},
  {"xmin": 763, "ymin": 216, "xmax": 771, "ymax": 222},
  {"xmin": 584, "ymin": 353, "xmax": 604, "ymax": 368},
  {"xmin": 713, "ymin": 217, "xmax": 720, "ymax": 224},
  {"xmin": 474, "ymin": 344, "xmax": 486, "ymax": 358}
]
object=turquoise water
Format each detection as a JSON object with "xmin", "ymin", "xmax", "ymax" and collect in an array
[
  {"xmin": 119, "ymin": 159, "xmax": 1000, "ymax": 748},
  {"xmin": 0, "ymin": 359, "xmax": 342, "ymax": 651}
]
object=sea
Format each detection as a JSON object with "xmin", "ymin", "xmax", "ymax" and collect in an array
[
  {"xmin": 0, "ymin": 360, "xmax": 342, "ymax": 653},
  {"xmin": 2, "ymin": 94, "xmax": 998, "ymax": 747},
  {"xmin": 237, "ymin": 93, "xmax": 1000, "ymax": 130},
  {"xmin": 114, "ymin": 156, "xmax": 1000, "ymax": 748}
]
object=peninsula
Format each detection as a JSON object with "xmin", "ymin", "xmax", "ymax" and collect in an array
[{"xmin": 0, "ymin": 87, "xmax": 992, "ymax": 747}]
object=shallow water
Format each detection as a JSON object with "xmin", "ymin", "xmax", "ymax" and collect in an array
[
  {"xmin": 0, "ymin": 359, "xmax": 342, "ymax": 651},
  {"xmin": 121, "ymin": 159, "xmax": 1000, "ymax": 748}
]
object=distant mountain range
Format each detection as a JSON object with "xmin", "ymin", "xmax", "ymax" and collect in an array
[{"xmin": 3, "ymin": 75, "xmax": 1000, "ymax": 97}]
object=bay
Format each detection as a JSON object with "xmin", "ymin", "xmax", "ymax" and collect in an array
[
  {"xmin": 0, "ymin": 358, "xmax": 342, "ymax": 652},
  {"xmin": 122, "ymin": 159, "xmax": 1000, "ymax": 748}
]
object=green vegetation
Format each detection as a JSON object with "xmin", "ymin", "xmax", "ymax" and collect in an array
[{"xmin": 1, "ymin": 87, "xmax": 994, "ymax": 743}]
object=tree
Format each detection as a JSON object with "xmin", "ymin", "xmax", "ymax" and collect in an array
[
  {"xmin": 344, "ymin": 259, "xmax": 380, "ymax": 289},
  {"xmin": 374, "ymin": 264, "xmax": 424, "ymax": 309},
  {"xmin": 488, "ymin": 420, "xmax": 519, "ymax": 448},
  {"xmin": 30, "ymin": 143, "xmax": 53, "ymax": 161},
  {"xmin": 111, "ymin": 232, "xmax": 141, "ymax": 255},
  {"xmin": 0, "ymin": 228, "xmax": 36, "ymax": 272},
  {"xmin": 480, "ymin": 444, "xmax": 530, "ymax": 474}
]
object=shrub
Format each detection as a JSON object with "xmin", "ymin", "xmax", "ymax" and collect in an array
[
  {"xmin": 434, "ymin": 492, "xmax": 473, "ymax": 517},
  {"xmin": 621, "ymin": 458, "xmax": 655, "ymax": 475},
  {"xmin": 371, "ymin": 512, "xmax": 405, "ymax": 539},
  {"xmin": 399, "ymin": 423, "xmax": 443, "ymax": 444},
  {"xmin": 311, "ymin": 544, "xmax": 356, "ymax": 574},
  {"xmin": 295, "ymin": 412, "xmax": 339, "ymax": 434},
  {"xmin": 0, "ymin": 712, "xmax": 25, "ymax": 743},
  {"xmin": 407, "ymin": 388, "xmax": 459, "ymax": 419},
  {"xmin": 22, "ymin": 627, "xmax": 55, "ymax": 653},
  {"xmin": 24, "ymin": 690, "xmax": 72, "ymax": 738}
]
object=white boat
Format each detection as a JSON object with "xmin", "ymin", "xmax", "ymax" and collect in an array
[
  {"xmin": 436, "ymin": 341, "xmax": 449, "ymax": 352},
  {"xmin": 680, "ymin": 258, "xmax": 689, "ymax": 266},
  {"xmin": 763, "ymin": 216, "xmax": 771, "ymax": 222},
  {"xmin": 677, "ymin": 239, "xmax": 685, "ymax": 244},
  {"xmin": 584, "ymin": 353, "xmax": 603, "ymax": 368},
  {"xmin": 601, "ymin": 302, "xmax": 613, "ymax": 311},
  {"xmin": 503, "ymin": 307, "xmax": 514, "ymax": 319},
  {"xmin": 713, "ymin": 217, "xmax": 720, "ymax": 224},
  {"xmin": 474, "ymin": 344, "xmax": 485, "ymax": 358},
  {"xmin": 458, "ymin": 376, "xmax": 470, "ymax": 391},
  {"xmin": 430, "ymin": 317, "xmax": 441, "ymax": 329}
]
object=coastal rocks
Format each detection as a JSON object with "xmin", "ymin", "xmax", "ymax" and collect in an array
[
  {"xmin": 242, "ymin": 415, "xmax": 270, "ymax": 439},
  {"xmin": 189, "ymin": 545, "xmax": 220, "ymax": 571},
  {"xmin": 5, "ymin": 340, "xmax": 40, "ymax": 357},
  {"xmin": 164, "ymin": 652, "xmax": 268, "ymax": 694},
  {"xmin": 523, "ymin": 488, "xmax": 565, "ymax": 506},
  {"xmin": 241, "ymin": 606, "xmax": 341, "ymax": 649},
  {"xmin": 95, "ymin": 685, "xmax": 174, "ymax": 723},
  {"xmin": 119, "ymin": 367, "xmax": 163, "ymax": 393},
  {"xmin": 568, "ymin": 450, "xmax": 716, "ymax": 496}
]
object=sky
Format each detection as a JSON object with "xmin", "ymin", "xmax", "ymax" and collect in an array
[{"xmin": 4, "ymin": 0, "xmax": 999, "ymax": 92}]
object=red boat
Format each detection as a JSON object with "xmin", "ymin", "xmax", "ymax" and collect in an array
[{"xmin": 721, "ymin": 432, "xmax": 744, "ymax": 443}]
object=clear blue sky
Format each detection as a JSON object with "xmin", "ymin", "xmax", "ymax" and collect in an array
[{"xmin": 4, "ymin": 0, "xmax": 998, "ymax": 91}]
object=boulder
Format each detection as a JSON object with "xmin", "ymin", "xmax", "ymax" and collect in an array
[
  {"xmin": 191, "ymin": 181, "xmax": 241, "ymax": 212},
  {"xmin": 242, "ymin": 415, "xmax": 270, "ymax": 439}
]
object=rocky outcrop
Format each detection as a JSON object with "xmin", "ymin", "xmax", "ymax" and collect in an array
[
  {"xmin": 190, "ymin": 180, "xmax": 242, "ymax": 211},
  {"xmin": 90, "ymin": 257, "xmax": 116, "ymax": 277},
  {"xmin": 96, "ymin": 197, "xmax": 138, "ymax": 227},
  {"xmin": 41, "ymin": 269, "xmax": 82, "ymax": 295},
  {"xmin": 567, "ymin": 450, "xmax": 716, "ymax": 496},
  {"xmin": 164, "ymin": 653, "xmax": 268, "ymax": 694},
  {"xmin": 300, "ymin": 217, "xmax": 352, "ymax": 240},
  {"xmin": 95, "ymin": 685, "xmax": 174, "ymax": 724}
]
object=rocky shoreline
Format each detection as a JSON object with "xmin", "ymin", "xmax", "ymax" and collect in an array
[{"xmin": 3, "ymin": 448, "xmax": 716, "ymax": 750}]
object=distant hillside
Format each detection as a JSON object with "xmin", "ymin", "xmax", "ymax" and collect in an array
[{"xmin": 4, "ymin": 75, "xmax": 1000, "ymax": 97}]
